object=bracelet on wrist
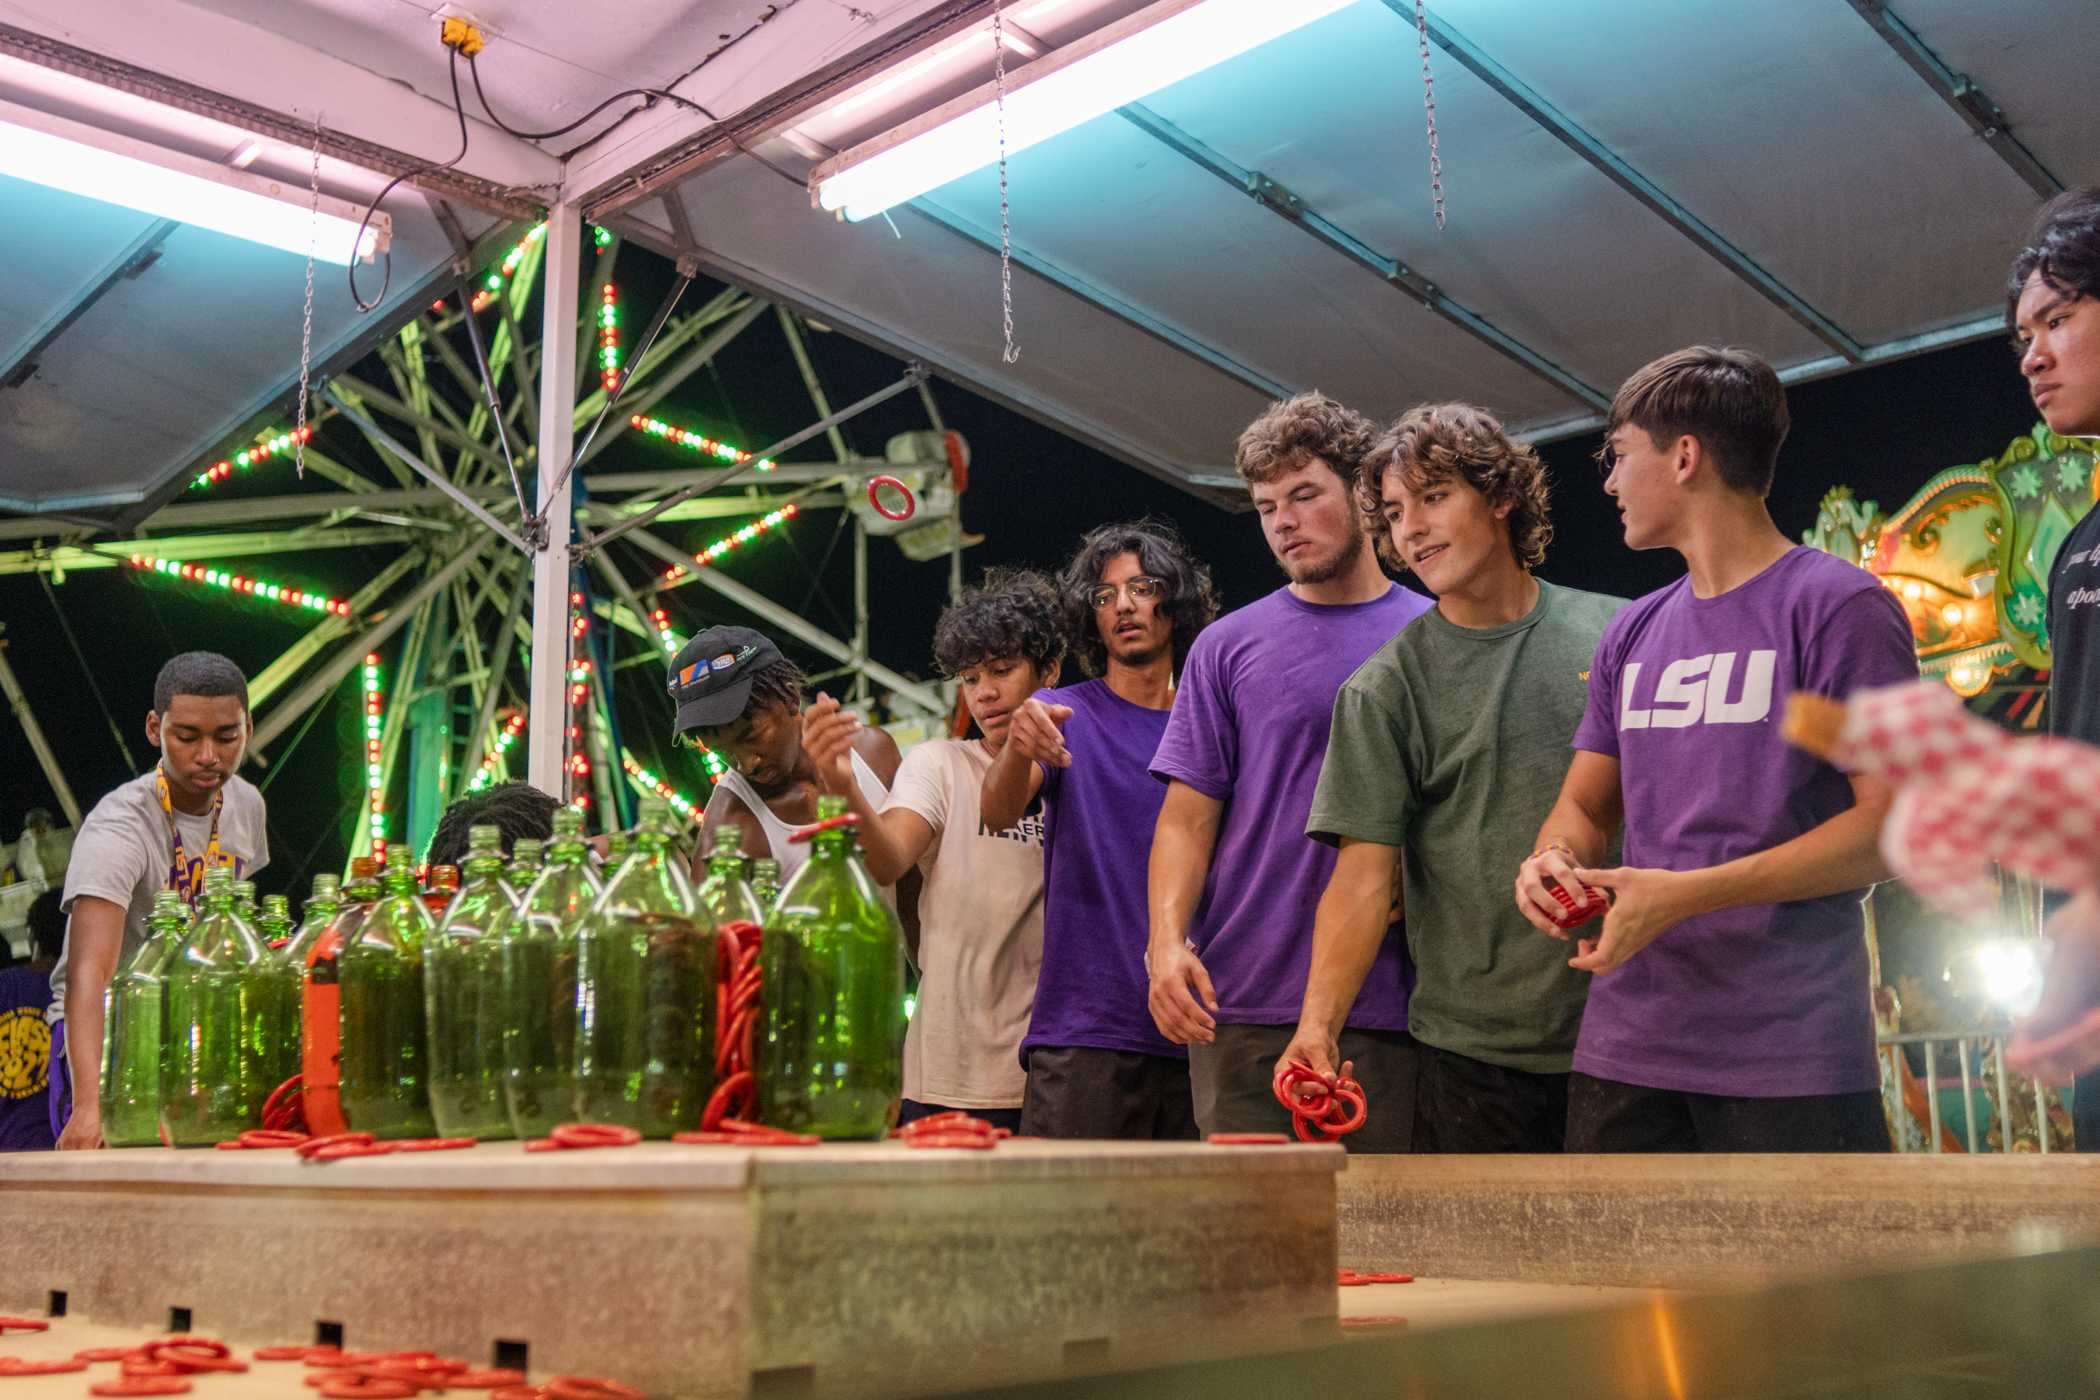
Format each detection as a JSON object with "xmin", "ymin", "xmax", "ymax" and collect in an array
[{"xmin": 1529, "ymin": 839, "xmax": 1575, "ymax": 863}]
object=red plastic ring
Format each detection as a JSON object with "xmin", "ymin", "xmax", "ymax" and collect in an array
[
  {"xmin": 867, "ymin": 475, "xmax": 916, "ymax": 521},
  {"xmin": 0, "ymin": 1358, "xmax": 86, "ymax": 1374},
  {"xmin": 1205, "ymin": 1132, "xmax": 1290, "ymax": 1145},
  {"xmin": 903, "ymin": 1131, "xmax": 997, "ymax": 1150},
  {"xmin": 0, "ymin": 1317, "xmax": 52, "ymax": 1332},
  {"xmin": 546, "ymin": 1377, "xmax": 645, "ymax": 1400},
  {"xmin": 318, "ymin": 1379, "xmax": 419, "ymax": 1399},
  {"xmin": 75, "ymin": 1347, "xmax": 145, "ymax": 1363},
  {"xmin": 90, "ymin": 1381, "xmax": 193, "ymax": 1397},
  {"xmin": 392, "ymin": 1137, "xmax": 479, "ymax": 1152},
  {"xmin": 787, "ymin": 811, "xmax": 860, "ymax": 843},
  {"xmin": 441, "ymin": 1369, "xmax": 528, "ymax": 1388},
  {"xmin": 550, "ymin": 1122, "xmax": 643, "ymax": 1149}
]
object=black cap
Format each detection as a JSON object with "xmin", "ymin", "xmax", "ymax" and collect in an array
[{"xmin": 668, "ymin": 626, "xmax": 782, "ymax": 733}]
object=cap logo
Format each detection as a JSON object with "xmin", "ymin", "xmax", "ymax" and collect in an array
[{"xmin": 670, "ymin": 642, "xmax": 759, "ymax": 693}]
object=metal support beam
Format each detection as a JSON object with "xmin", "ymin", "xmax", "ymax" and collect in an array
[
  {"xmin": 576, "ymin": 366, "xmax": 928, "ymax": 556},
  {"xmin": 606, "ymin": 514, "xmax": 947, "ymax": 716},
  {"xmin": 0, "ymin": 527, "xmax": 411, "ymax": 575},
  {"xmin": 529, "ymin": 204, "xmax": 584, "ymax": 797},
  {"xmin": 0, "ymin": 638, "xmax": 83, "ymax": 826},
  {"xmin": 324, "ymin": 390, "xmax": 535, "ymax": 556},
  {"xmin": 571, "ymin": 290, "xmax": 748, "ymax": 428},
  {"xmin": 778, "ymin": 308, "xmax": 853, "ymax": 462},
  {"xmin": 250, "ymin": 535, "xmax": 493, "ymax": 752},
  {"xmin": 0, "ymin": 219, "xmax": 177, "ymax": 389},
  {"xmin": 457, "ymin": 554, "xmax": 524, "ymax": 802},
  {"xmin": 1842, "ymin": 0, "xmax": 2062, "ymax": 198},
  {"xmin": 333, "ymin": 373, "xmax": 521, "ymax": 477},
  {"xmin": 1378, "ymin": 1, "xmax": 1866, "ymax": 362},
  {"xmin": 1112, "ymin": 103, "xmax": 1606, "ymax": 407},
  {"xmin": 906, "ymin": 200, "xmax": 1295, "ymax": 401},
  {"xmin": 248, "ymin": 550, "xmax": 427, "ymax": 708}
]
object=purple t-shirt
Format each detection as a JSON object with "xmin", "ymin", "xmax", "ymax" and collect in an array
[
  {"xmin": 1022, "ymin": 679, "xmax": 1180, "ymax": 1060},
  {"xmin": 1570, "ymin": 547, "xmax": 1918, "ymax": 1096},
  {"xmin": 1150, "ymin": 584, "xmax": 1430, "ymax": 1028}
]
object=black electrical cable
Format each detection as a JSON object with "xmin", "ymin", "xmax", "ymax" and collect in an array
[
  {"xmin": 38, "ymin": 571, "xmax": 136, "ymax": 772},
  {"xmin": 348, "ymin": 48, "xmax": 473, "ymax": 313}
]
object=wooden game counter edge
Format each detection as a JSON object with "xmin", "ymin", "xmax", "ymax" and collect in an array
[{"xmin": 0, "ymin": 1137, "xmax": 1346, "ymax": 1192}]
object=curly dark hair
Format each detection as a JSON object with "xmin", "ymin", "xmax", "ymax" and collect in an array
[
  {"xmin": 425, "ymin": 781, "xmax": 560, "ymax": 868},
  {"xmin": 2008, "ymin": 189, "xmax": 2100, "ymax": 329},
  {"xmin": 1234, "ymin": 391, "xmax": 1379, "ymax": 495},
  {"xmin": 932, "ymin": 568, "xmax": 1065, "ymax": 677},
  {"xmin": 1363, "ymin": 404, "xmax": 1554, "ymax": 570},
  {"xmin": 1057, "ymin": 519, "xmax": 1220, "ymax": 677},
  {"xmin": 153, "ymin": 651, "xmax": 248, "ymax": 714}
]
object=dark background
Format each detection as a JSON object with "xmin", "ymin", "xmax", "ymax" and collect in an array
[{"xmin": 0, "ymin": 243, "xmax": 2040, "ymax": 955}]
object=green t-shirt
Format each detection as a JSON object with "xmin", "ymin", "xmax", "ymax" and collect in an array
[{"xmin": 1306, "ymin": 580, "xmax": 1624, "ymax": 1073}]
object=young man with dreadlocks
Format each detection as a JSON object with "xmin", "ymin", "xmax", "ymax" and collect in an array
[
  {"xmin": 671, "ymin": 625, "xmax": 903, "ymax": 885},
  {"xmin": 424, "ymin": 781, "xmax": 561, "ymax": 868},
  {"xmin": 1145, "ymin": 392, "xmax": 1430, "ymax": 1149},
  {"xmin": 53, "ymin": 652, "xmax": 268, "ymax": 1150},
  {"xmin": 804, "ymin": 570, "xmax": 1064, "ymax": 1131},
  {"xmin": 982, "ymin": 520, "xmax": 1220, "ymax": 1139}
]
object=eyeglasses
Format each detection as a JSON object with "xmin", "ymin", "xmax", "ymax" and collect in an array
[{"xmin": 1089, "ymin": 576, "xmax": 1163, "ymax": 610}]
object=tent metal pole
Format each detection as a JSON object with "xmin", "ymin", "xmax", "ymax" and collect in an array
[{"xmin": 528, "ymin": 203, "xmax": 583, "ymax": 798}]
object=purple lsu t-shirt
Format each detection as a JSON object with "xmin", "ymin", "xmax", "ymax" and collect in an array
[
  {"xmin": 1569, "ymin": 547, "xmax": 1918, "ymax": 1097},
  {"xmin": 1150, "ymin": 584, "xmax": 1430, "ymax": 1028},
  {"xmin": 1021, "ymin": 679, "xmax": 1181, "ymax": 1061}
]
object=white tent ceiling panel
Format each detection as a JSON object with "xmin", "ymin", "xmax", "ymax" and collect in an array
[
  {"xmin": 1895, "ymin": 0, "xmax": 2097, "ymax": 200},
  {"xmin": 663, "ymin": 157, "xmax": 1278, "ymax": 486},
  {"xmin": 1438, "ymin": 0, "xmax": 2038, "ymax": 349},
  {"xmin": 1132, "ymin": 1, "xmax": 1832, "ymax": 396},
  {"xmin": 921, "ymin": 114, "xmax": 1587, "ymax": 428}
]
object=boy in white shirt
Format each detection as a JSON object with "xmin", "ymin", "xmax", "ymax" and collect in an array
[{"xmin": 803, "ymin": 571, "xmax": 1063, "ymax": 1129}]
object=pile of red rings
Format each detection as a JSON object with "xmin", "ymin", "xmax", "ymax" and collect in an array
[
  {"xmin": 702, "ymin": 920, "xmax": 764, "ymax": 1130},
  {"xmin": 889, "ymin": 1111, "xmax": 1014, "ymax": 1150},
  {"xmin": 0, "ymin": 1319, "xmax": 647, "ymax": 1398},
  {"xmin": 1271, "ymin": 1062, "xmax": 1367, "ymax": 1144},
  {"xmin": 261, "ymin": 1073, "xmax": 308, "ymax": 1135}
]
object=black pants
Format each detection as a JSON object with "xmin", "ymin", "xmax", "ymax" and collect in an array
[
  {"xmin": 1565, "ymin": 1072, "xmax": 1891, "ymax": 1152},
  {"xmin": 1186, "ymin": 1023, "xmax": 1416, "ymax": 1153},
  {"xmin": 1019, "ymin": 1046, "xmax": 1198, "ymax": 1140},
  {"xmin": 898, "ymin": 1098, "xmax": 1023, "ymax": 1133},
  {"xmin": 2076, "ymin": 1068, "xmax": 2100, "ymax": 1151},
  {"xmin": 1413, "ymin": 1041, "xmax": 1567, "ymax": 1153}
]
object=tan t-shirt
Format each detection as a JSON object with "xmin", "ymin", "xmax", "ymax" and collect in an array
[{"xmin": 883, "ymin": 738, "xmax": 1044, "ymax": 1108}]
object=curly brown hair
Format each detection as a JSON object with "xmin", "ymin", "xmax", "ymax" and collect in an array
[
  {"xmin": 1234, "ymin": 391, "xmax": 1379, "ymax": 493},
  {"xmin": 1360, "ymin": 404, "xmax": 1553, "ymax": 570}
]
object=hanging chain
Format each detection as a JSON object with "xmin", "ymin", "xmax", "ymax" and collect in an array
[
  {"xmin": 1415, "ymin": 0, "xmax": 1445, "ymax": 230},
  {"xmin": 296, "ymin": 112, "xmax": 321, "ymax": 479},
  {"xmin": 993, "ymin": 0, "xmax": 1019, "ymax": 363}
]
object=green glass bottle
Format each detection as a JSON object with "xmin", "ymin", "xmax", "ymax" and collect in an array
[
  {"xmin": 756, "ymin": 796, "xmax": 906, "ymax": 1138},
  {"xmin": 424, "ymin": 825, "xmax": 515, "ymax": 1140},
  {"xmin": 497, "ymin": 808, "xmax": 599, "ymax": 1139},
  {"xmin": 280, "ymin": 874, "xmax": 343, "ymax": 972},
  {"xmin": 337, "ymin": 847, "xmax": 438, "ymax": 1139},
  {"xmin": 506, "ymin": 838, "xmax": 543, "ymax": 891},
  {"xmin": 161, "ymin": 867, "xmax": 274, "ymax": 1146},
  {"xmin": 250, "ymin": 893, "xmax": 299, "ymax": 1097},
  {"xmin": 101, "ymin": 892, "xmax": 187, "ymax": 1147},
  {"xmin": 603, "ymin": 830, "xmax": 630, "ymax": 869},
  {"xmin": 232, "ymin": 879, "xmax": 259, "ymax": 924},
  {"xmin": 696, "ymin": 826, "xmax": 767, "ymax": 930},
  {"xmin": 257, "ymin": 894, "xmax": 294, "ymax": 946},
  {"xmin": 751, "ymin": 858, "xmax": 781, "ymax": 912},
  {"xmin": 571, "ymin": 798, "xmax": 716, "ymax": 1135}
]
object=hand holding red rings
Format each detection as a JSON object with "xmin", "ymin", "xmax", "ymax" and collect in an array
[{"xmin": 1271, "ymin": 1060, "xmax": 1368, "ymax": 1142}]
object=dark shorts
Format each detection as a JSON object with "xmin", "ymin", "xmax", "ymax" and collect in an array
[
  {"xmin": 1019, "ymin": 1046, "xmax": 1198, "ymax": 1141},
  {"xmin": 1565, "ymin": 1072, "xmax": 1891, "ymax": 1153},
  {"xmin": 1187, "ymin": 1023, "xmax": 1416, "ymax": 1153},
  {"xmin": 898, "ymin": 1098, "xmax": 1023, "ymax": 1133},
  {"xmin": 1413, "ymin": 1041, "xmax": 1567, "ymax": 1153}
]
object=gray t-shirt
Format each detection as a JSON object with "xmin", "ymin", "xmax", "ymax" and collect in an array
[
  {"xmin": 1307, "ymin": 581, "xmax": 1622, "ymax": 1074},
  {"xmin": 52, "ymin": 771, "xmax": 269, "ymax": 1015}
]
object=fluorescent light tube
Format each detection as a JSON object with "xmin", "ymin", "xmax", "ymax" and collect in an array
[
  {"xmin": 0, "ymin": 98, "xmax": 389, "ymax": 265},
  {"xmin": 812, "ymin": 0, "xmax": 1355, "ymax": 221}
]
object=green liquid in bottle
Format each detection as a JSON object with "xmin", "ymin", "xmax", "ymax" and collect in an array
[
  {"xmin": 161, "ymin": 868, "xmax": 276, "ymax": 1146},
  {"xmin": 338, "ymin": 847, "xmax": 438, "ymax": 1139},
  {"xmin": 102, "ymin": 892, "xmax": 187, "ymax": 1147},
  {"xmin": 424, "ymin": 824, "xmax": 516, "ymax": 1140},
  {"xmin": 497, "ymin": 810, "xmax": 600, "ymax": 1138},
  {"xmin": 757, "ymin": 796, "xmax": 905, "ymax": 1139},
  {"xmin": 571, "ymin": 799, "xmax": 716, "ymax": 1136},
  {"xmin": 696, "ymin": 826, "xmax": 767, "ymax": 930}
]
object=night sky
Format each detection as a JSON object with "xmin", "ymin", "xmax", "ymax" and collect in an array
[{"xmin": 0, "ymin": 241, "xmax": 2042, "ymax": 985}]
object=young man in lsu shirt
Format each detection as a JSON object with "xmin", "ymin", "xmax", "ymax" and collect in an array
[
  {"xmin": 982, "ymin": 521, "xmax": 1220, "ymax": 1139},
  {"xmin": 1282, "ymin": 404, "xmax": 1621, "ymax": 1152},
  {"xmin": 2002, "ymin": 189, "xmax": 2100, "ymax": 1143},
  {"xmin": 1514, "ymin": 346, "xmax": 1917, "ymax": 1152},
  {"xmin": 53, "ymin": 652, "xmax": 268, "ymax": 1149},
  {"xmin": 1145, "ymin": 393, "xmax": 1429, "ymax": 1148},
  {"xmin": 802, "ymin": 570, "xmax": 1064, "ymax": 1132}
]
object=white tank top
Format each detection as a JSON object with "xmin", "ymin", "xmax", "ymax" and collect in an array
[{"xmin": 703, "ymin": 750, "xmax": 890, "ymax": 883}]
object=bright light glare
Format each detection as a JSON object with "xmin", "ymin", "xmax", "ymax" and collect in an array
[
  {"xmin": 1953, "ymin": 937, "xmax": 2047, "ymax": 1019},
  {"xmin": 0, "ymin": 107, "xmax": 386, "ymax": 265},
  {"xmin": 816, "ymin": 0, "xmax": 1355, "ymax": 221}
]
